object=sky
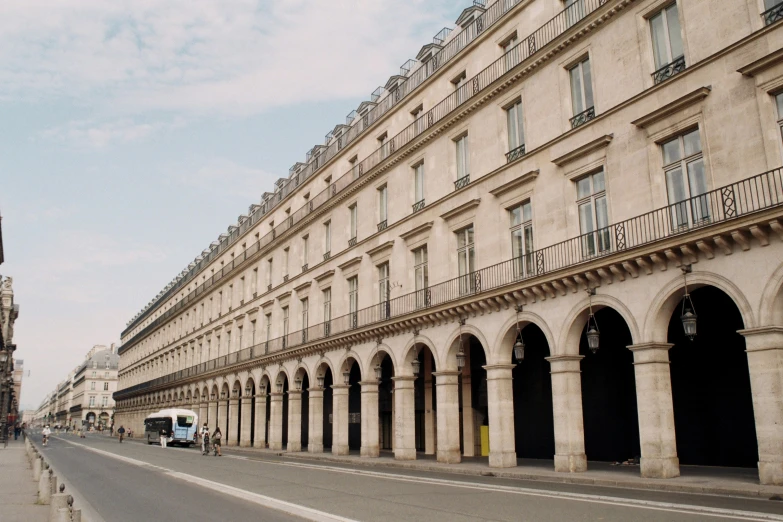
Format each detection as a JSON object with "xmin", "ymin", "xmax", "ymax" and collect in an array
[{"xmin": 0, "ymin": 0, "xmax": 468, "ymax": 410}]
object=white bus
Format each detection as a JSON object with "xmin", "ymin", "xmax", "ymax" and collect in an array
[{"xmin": 143, "ymin": 409, "xmax": 198, "ymax": 446}]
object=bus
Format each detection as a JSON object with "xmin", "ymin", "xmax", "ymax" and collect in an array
[{"xmin": 143, "ymin": 409, "xmax": 198, "ymax": 446}]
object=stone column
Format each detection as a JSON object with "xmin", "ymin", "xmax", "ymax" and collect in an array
[
  {"xmin": 287, "ymin": 390, "xmax": 303, "ymax": 452},
  {"xmin": 240, "ymin": 397, "xmax": 253, "ymax": 447},
  {"xmin": 218, "ymin": 400, "xmax": 228, "ymax": 442},
  {"xmin": 227, "ymin": 397, "xmax": 240, "ymax": 446},
  {"xmin": 308, "ymin": 388, "xmax": 324, "ymax": 453},
  {"xmin": 208, "ymin": 401, "xmax": 218, "ymax": 431},
  {"xmin": 268, "ymin": 393, "xmax": 284, "ymax": 451},
  {"xmin": 424, "ymin": 357, "xmax": 436, "ymax": 455},
  {"xmin": 433, "ymin": 371, "xmax": 461, "ymax": 464},
  {"xmin": 254, "ymin": 395, "xmax": 267, "ymax": 449},
  {"xmin": 546, "ymin": 355, "xmax": 587, "ymax": 472},
  {"xmin": 484, "ymin": 364, "xmax": 517, "ymax": 468},
  {"xmin": 740, "ymin": 327, "xmax": 783, "ymax": 485},
  {"xmin": 360, "ymin": 381, "xmax": 379, "ymax": 458},
  {"xmin": 331, "ymin": 384, "xmax": 350, "ymax": 455},
  {"xmin": 461, "ymin": 354, "xmax": 475, "ymax": 457},
  {"xmin": 393, "ymin": 376, "xmax": 416, "ymax": 460},
  {"xmin": 198, "ymin": 401, "xmax": 207, "ymax": 430},
  {"xmin": 628, "ymin": 343, "xmax": 680, "ymax": 479}
]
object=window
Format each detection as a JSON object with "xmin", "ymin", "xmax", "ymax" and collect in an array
[
  {"xmin": 662, "ymin": 129, "xmax": 708, "ymax": 228},
  {"xmin": 102, "ymin": 397, "xmax": 108, "ymax": 408},
  {"xmin": 89, "ymin": 396, "xmax": 95, "ymax": 407},
  {"xmin": 378, "ymin": 263, "xmax": 390, "ymax": 318},
  {"xmin": 324, "ymin": 221, "xmax": 332, "ymax": 257},
  {"xmin": 265, "ymin": 313, "xmax": 272, "ymax": 351},
  {"xmin": 252, "ymin": 268, "xmax": 258, "ymax": 296},
  {"xmin": 457, "ymin": 226, "xmax": 476, "ymax": 294},
  {"xmin": 238, "ymin": 326, "xmax": 243, "ymax": 350},
  {"xmin": 104, "ymin": 372, "xmax": 109, "ymax": 378},
  {"xmin": 378, "ymin": 185, "xmax": 388, "ymax": 228},
  {"xmin": 510, "ymin": 201, "xmax": 534, "ymax": 277},
  {"xmin": 267, "ymin": 258, "xmax": 273, "ymax": 289},
  {"xmin": 239, "ymin": 277, "xmax": 245, "ymax": 303},
  {"xmin": 92, "ymin": 371, "xmax": 96, "ymax": 377},
  {"xmin": 226, "ymin": 330, "xmax": 232, "ymax": 354},
  {"xmin": 764, "ymin": 0, "xmax": 783, "ymax": 25},
  {"xmin": 650, "ymin": 3, "xmax": 684, "ymax": 82},
  {"xmin": 301, "ymin": 298, "xmax": 309, "ymax": 342},
  {"xmin": 501, "ymin": 33, "xmax": 519, "ymax": 71},
  {"xmin": 577, "ymin": 170, "xmax": 610, "ymax": 256},
  {"xmin": 414, "ymin": 246, "xmax": 429, "ymax": 307},
  {"xmin": 565, "ymin": 0, "xmax": 586, "ymax": 28},
  {"xmin": 455, "ymin": 134, "xmax": 470, "ymax": 183},
  {"xmin": 775, "ymin": 92, "xmax": 783, "ymax": 148},
  {"xmin": 250, "ymin": 320, "xmax": 257, "ymax": 345},
  {"xmin": 349, "ymin": 156, "xmax": 359, "ymax": 180},
  {"xmin": 414, "ymin": 163, "xmax": 425, "ymax": 209},
  {"xmin": 506, "ymin": 99, "xmax": 525, "ymax": 157},
  {"xmin": 412, "ymin": 104, "xmax": 425, "ymax": 134},
  {"xmin": 453, "ymin": 71, "xmax": 467, "ymax": 105},
  {"xmin": 349, "ymin": 204, "xmax": 358, "ymax": 244},
  {"xmin": 282, "ymin": 307, "xmax": 289, "ymax": 348},
  {"xmin": 323, "ymin": 288, "xmax": 332, "ymax": 336},
  {"xmin": 569, "ymin": 56, "xmax": 594, "ymax": 123},
  {"xmin": 104, "ymin": 382, "xmax": 109, "ymax": 391},
  {"xmin": 91, "ymin": 382, "xmax": 95, "ymax": 391},
  {"xmin": 283, "ymin": 248, "xmax": 289, "ymax": 280},
  {"xmin": 378, "ymin": 132, "xmax": 390, "ymax": 159},
  {"xmin": 348, "ymin": 277, "xmax": 359, "ymax": 327},
  {"xmin": 302, "ymin": 236, "xmax": 309, "ymax": 270}
]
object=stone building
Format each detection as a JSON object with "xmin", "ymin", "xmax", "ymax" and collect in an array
[
  {"xmin": 114, "ymin": 0, "xmax": 783, "ymax": 485},
  {"xmin": 70, "ymin": 345, "xmax": 120, "ymax": 429}
]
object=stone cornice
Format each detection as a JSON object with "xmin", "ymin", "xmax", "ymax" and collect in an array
[
  {"xmin": 275, "ymin": 291, "xmax": 292, "ymax": 302},
  {"xmin": 399, "ymin": 222, "xmax": 434, "ymax": 243},
  {"xmin": 489, "ymin": 170, "xmax": 539, "ymax": 197},
  {"xmin": 552, "ymin": 135, "xmax": 613, "ymax": 167},
  {"xmin": 293, "ymin": 281, "xmax": 312, "ymax": 293},
  {"xmin": 630, "ymin": 87, "xmax": 711, "ymax": 128},
  {"xmin": 313, "ymin": 270, "xmax": 335, "ymax": 283},
  {"xmin": 737, "ymin": 47, "xmax": 783, "ymax": 77},
  {"xmin": 337, "ymin": 256, "xmax": 363, "ymax": 272},
  {"xmin": 366, "ymin": 240, "xmax": 395, "ymax": 263},
  {"xmin": 439, "ymin": 199, "xmax": 481, "ymax": 224}
]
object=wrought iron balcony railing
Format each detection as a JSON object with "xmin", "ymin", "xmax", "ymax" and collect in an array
[
  {"xmin": 652, "ymin": 55, "xmax": 686, "ymax": 85},
  {"xmin": 348, "ymin": 236, "xmax": 357, "ymax": 247},
  {"xmin": 115, "ymin": 168, "xmax": 783, "ymax": 400},
  {"xmin": 121, "ymin": 0, "xmax": 616, "ymax": 344},
  {"xmin": 412, "ymin": 199, "xmax": 426, "ymax": 213},
  {"xmin": 506, "ymin": 144, "xmax": 526, "ymax": 163},
  {"xmin": 763, "ymin": 2, "xmax": 783, "ymax": 25},
  {"xmin": 454, "ymin": 175, "xmax": 471, "ymax": 190},
  {"xmin": 570, "ymin": 106, "xmax": 595, "ymax": 129},
  {"xmin": 377, "ymin": 220, "xmax": 388, "ymax": 232},
  {"xmin": 302, "ymin": 264, "xmax": 308, "ymax": 272}
]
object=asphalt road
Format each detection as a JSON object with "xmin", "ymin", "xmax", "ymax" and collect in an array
[{"xmin": 28, "ymin": 432, "xmax": 783, "ymax": 522}]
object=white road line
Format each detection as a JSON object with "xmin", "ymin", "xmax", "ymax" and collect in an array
[{"xmin": 57, "ymin": 438, "xmax": 356, "ymax": 522}]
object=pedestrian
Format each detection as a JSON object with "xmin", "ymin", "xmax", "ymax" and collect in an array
[
  {"xmin": 117, "ymin": 425, "xmax": 125, "ymax": 443},
  {"xmin": 212, "ymin": 427, "xmax": 222, "ymax": 456},
  {"xmin": 110, "ymin": 424, "xmax": 114, "ymax": 437},
  {"xmin": 160, "ymin": 426, "xmax": 168, "ymax": 448},
  {"xmin": 13, "ymin": 423, "xmax": 20, "ymax": 440},
  {"xmin": 200, "ymin": 423, "xmax": 210, "ymax": 455}
]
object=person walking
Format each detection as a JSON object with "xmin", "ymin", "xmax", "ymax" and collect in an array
[
  {"xmin": 160, "ymin": 426, "xmax": 168, "ymax": 448},
  {"xmin": 200, "ymin": 423, "xmax": 210, "ymax": 455},
  {"xmin": 117, "ymin": 425, "xmax": 125, "ymax": 443},
  {"xmin": 212, "ymin": 427, "xmax": 222, "ymax": 456}
]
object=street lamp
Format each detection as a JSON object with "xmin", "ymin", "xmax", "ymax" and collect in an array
[
  {"xmin": 513, "ymin": 305, "xmax": 525, "ymax": 363},
  {"xmin": 276, "ymin": 381, "xmax": 283, "ymax": 394},
  {"xmin": 456, "ymin": 318, "xmax": 466, "ymax": 370},
  {"xmin": 210, "ymin": 393, "xmax": 216, "ymax": 401},
  {"xmin": 245, "ymin": 384, "xmax": 252, "ymax": 396},
  {"xmin": 317, "ymin": 374, "xmax": 325, "ymax": 389},
  {"xmin": 259, "ymin": 383, "xmax": 267, "ymax": 395},
  {"xmin": 220, "ymin": 391, "xmax": 226, "ymax": 400},
  {"xmin": 342, "ymin": 370, "xmax": 350, "ymax": 385},
  {"xmin": 232, "ymin": 389, "xmax": 238, "ymax": 398},
  {"xmin": 411, "ymin": 331, "xmax": 421, "ymax": 376},
  {"xmin": 585, "ymin": 288, "xmax": 600, "ymax": 354},
  {"xmin": 294, "ymin": 376, "xmax": 302, "ymax": 391},
  {"xmin": 0, "ymin": 352, "xmax": 7, "ymax": 364},
  {"xmin": 680, "ymin": 265, "xmax": 697, "ymax": 341}
]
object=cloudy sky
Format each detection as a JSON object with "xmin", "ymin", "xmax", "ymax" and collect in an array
[{"xmin": 0, "ymin": 0, "xmax": 466, "ymax": 410}]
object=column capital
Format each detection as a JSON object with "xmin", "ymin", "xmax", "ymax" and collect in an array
[
  {"xmin": 391, "ymin": 376, "xmax": 417, "ymax": 382},
  {"xmin": 358, "ymin": 380, "xmax": 379, "ymax": 387},
  {"xmin": 627, "ymin": 343, "xmax": 674, "ymax": 365},
  {"xmin": 308, "ymin": 388, "xmax": 324, "ymax": 397},
  {"xmin": 228, "ymin": 398, "xmax": 239, "ymax": 405},
  {"xmin": 482, "ymin": 364, "xmax": 516, "ymax": 380},
  {"xmin": 287, "ymin": 390, "xmax": 303, "ymax": 398},
  {"xmin": 432, "ymin": 371, "xmax": 460, "ymax": 385},
  {"xmin": 545, "ymin": 355, "xmax": 584, "ymax": 374},
  {"xmin": 627, "ymin": 342, "xmax": 674, "ymax": 352},
  {"xmin": 739, "ymin": 326, "xmax": 783, "ymax": 352},
  {"xmin": 432, "ymin": 371, "xmax": 461, "ymax": 377},
  {"xmin": 331, "ymin": 384, "xmax": 350, "ymax": 390}
]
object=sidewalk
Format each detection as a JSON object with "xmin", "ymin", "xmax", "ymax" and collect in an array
[
  {"xmin": 216, "ymin": 443, "xmax": 783, "ymax": 500},
  {"xmin": 0, "ymin": 438, "xmax": 48, "ymax": 522}
]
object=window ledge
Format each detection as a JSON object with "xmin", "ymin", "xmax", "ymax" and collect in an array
[
  {"xmin": 489, "ymin": 170, "xmax": 539, "ymax": 197},
  {"xmin": 552, "ymin": 134, "xmax": 613, "ymax": 167},
  {"xmin": 630, "ymin": 87, "xmax": 711, "ymax": 128}
]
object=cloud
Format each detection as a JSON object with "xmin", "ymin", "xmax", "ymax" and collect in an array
[
  {"xmin": 0, "ymin": 0, "xmax": 457, "ymax": 116},
  {"xmin": 163, "ymin": 158, "xmax": 277, "ymax": 199},
  {"xmin": 39, "ymin": 118, "xmax": 180, "ymax": 148}
]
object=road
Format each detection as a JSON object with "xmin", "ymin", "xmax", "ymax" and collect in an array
[{"xmin": 28, "ymin": 432, "xmax": 783, "ymax": 522}]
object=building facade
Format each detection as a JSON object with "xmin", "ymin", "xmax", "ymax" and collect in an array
[
  {"xmin": 114, "ymin": 0, "xmax": 783, "ymax": 485},
  {"xmin": 0, "ymin": 275, "xmax": 20, "ymax": 433}
]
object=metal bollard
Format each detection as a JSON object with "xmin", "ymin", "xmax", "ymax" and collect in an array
[
  {"xmin": 49, "ymin": 492, "xmax": 68, "ymax": 522},
  {"xmin": 33, "ymin": 456, "xmax": 42, "ymax": 481}
]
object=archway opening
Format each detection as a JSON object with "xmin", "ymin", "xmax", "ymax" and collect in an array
[
  {"xmin": 301, "ymin": 373, "xmax": 310, "ymax": 449},
  {"xmin": 580, "ymin": 307, "xmax": 639, "ymax": 463},
  {"xmin": 512, "ymin": 323, "xmax": 554, "ymax": 460},
  {"xmin": 246, "ymin": 379, "xmax": 256, "ymax": 446},
  {"xmin": 414, "ymin": 345, "xmax": 437, "ymax": 454},
  {"xmin": 321, "ymin": 367, "xmax": 333, "ymax": 450},
  {"xmin": 261, "ymin": 376, "xmax": 271, "ymax": 447},
  {"xmin": 233, "ymin": 382, "xmax": 242, "ymax": 446},
  {"xmin": 668, "ymin": 285, "xmax": 757, "ymax": 467},
  {"xmin": 459, "ymin": 335, "xmax": 488, "ymax": 457},
  {"xmin": 377, "ymin": 353, "xmax": 395, "ymax": 451},
  {"xmin": 280, "ymin": 374, "xmax": 289, "ymax": 447},
  {"xmin": 348, "ymin": 361, "xmax": 361, "ymax": 450}
]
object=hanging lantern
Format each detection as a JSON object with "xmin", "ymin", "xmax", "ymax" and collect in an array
[
  {"xmin": 456, "ymin": 318, "xmax": 466, "ymax": 370},
  {"xmin": 374, "ymin": 364, "xmax": 383, "ymax": 381},
  {"xmin": 259, "ymin": 383, "xmax": 267, "ymax": 395},
  {"xmin": 232, "ymin": 389, "xmax": 238, "ymax": 398},
  {"xmin": 220, "ymin": 391, "xmax": 226, "ymax": 400},
  {"xmin": 317, "ymin": 374, "xmax": 325, "ymax": 389},
  {"xmin": 275, "ymin": 381, "xmax": 283, "ymax": 394},
  {"xmin": 210, "ymin": 392, "xmax": 216, "ymax": 401},
  {"xmin": 342, "ymin": 370, "xmax": 351, "ymax": 385},
  {"xmin": 245, "ymin": 384, "xmax": 252, "ymax": 396},
  {"xmin": 295, "ymin": 376, "xmax": 302, "ymax": 390},
  {"xmin": 513, "ymin": 338, "xmax": 525, "ymax": 362},
  {"xmin": 680, "ymin": 265, "xmax": 697, "ymax": 341},
  {"xmin": 586, "ymin": 321, "xmax": 600, "ymax": 354},
  {"xmin": 411, "ymin": 359, "xmax": 421, "ymax": 376}
]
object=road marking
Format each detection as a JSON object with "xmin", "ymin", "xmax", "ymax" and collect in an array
[
  {"xmin": 55, "ymin": 438, "xmax": 356, "ymax": 522},
  {"xmin": 55, "ymin": 437, "xmax": 783, "ymax": 522}
]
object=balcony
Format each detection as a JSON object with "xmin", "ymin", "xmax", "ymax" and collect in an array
[
  {"xmin": 377, "ymin": 220, "xmax": 387, "ymax": 232},
  {"xmin": 323, "ymin": 251, "xmax": 330, "ymax": 261},
  {"xmin": 505, "ymin": 144, "xmax": 526, "ymax": 163},
  {"xmin": 348, "ymin": 236, "xmax": 357, "ymax": 247},
  {"xmin": 412, "ymin": 199, "xmax": 426, "ymax": 213},
  {"xmin": 283, "ymin": 274, "xmax": 289, "ymax": 283},
  {"xmin": 652, "ymin": 55, "xmax": 686, "ymax": 85},
  {"xmin": 570, "ymin": 106, "xmax": 595, "ymax": 129},
  {"xmin": 302, "ymin": 264, "xmax": 308, "ymax": 272},
  {"xmin": 763, "ymin": 2, "xmax": 783, "ymax": 25},
  {"xmin": 454, "ymin": 175, "xmax": 470, "ymax": 190},
  {"xmin": 114, "ymin": 167, "xmax": 783, "ymax": 400}
]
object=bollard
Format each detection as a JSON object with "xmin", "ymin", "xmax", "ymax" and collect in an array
[
  {"xmin": 54, "ymin": 507, "xmax": 70, "ymax": 522},
  {"xmin": 33, "ymin": 457, "xmax": 42, "ymax": 481},
  {"xmin": 49, "ymin": 493, "xmax": 68, "ymax": 522},
  {"xmin": 72, "ymin": 508, "xmax": 81, "ymax": 522},
  {"xmin": 39, "ymin": 468, "xmax": 52, "ymax": 504}
]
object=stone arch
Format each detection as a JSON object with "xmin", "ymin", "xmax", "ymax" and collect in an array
[
  {"xmin": 313, "ymin": 357, "xmax": 335, "ymax": 381},
  {"xmin": 243, "ymin": 375, "xmax": 256, "ymax": 395},
  {"xmin": 368, "ymin": 344, "xmax": 396, "ymax": 376},
  {"xmin": 560, "ymin": 293, "xmax": 640, "ymax": 355},
  {"xmin": 337, "ymin": 351, "xmax": 364, "ymax": 379},
  {"xmin": 401, "ymin": 333, "xmax": 440, "ymax": 376},
  {"xmin": 293, "ymin": 364, "xmax": 310, "ymax": 384},
  {"xmin": 210, "ymin": 384, "xmax": 219, "ymax": 401},
  {"xmin": 201, "ymin": 386, "xmax": 209, "ymax": 399},
  {"xmin": 492, "ymin": 309, "xmax": 555, "ymax": 364},
  {"xmin": 644, "ymin": 270, "xmax": 756, "ymax": 343},
  {"xmin": 758, "ymin": 260, "xmax": 783, "ymax": 326},
  {"xmin": 442, "ymin": 321, "xmax": 491, "ymax": 371}
]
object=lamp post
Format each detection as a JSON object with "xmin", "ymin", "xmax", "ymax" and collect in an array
[
  {"xmin": 680, "ymin": 265, "xmax": 697, "ymax": 340},
  {"xmin": 585, "ymin": 288, "xmax": 600, "ymax": 353}
]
